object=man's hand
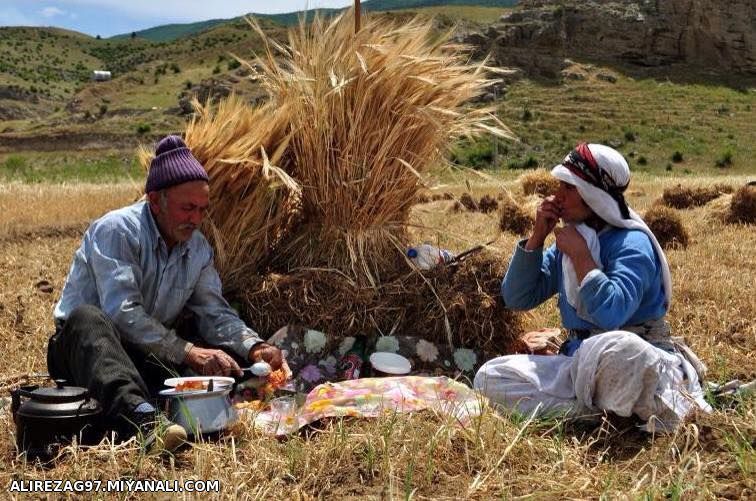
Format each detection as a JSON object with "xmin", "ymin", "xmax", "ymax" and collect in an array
[
  {"xmin": 554, "ymin": 226, "xmax": 597, "ymax": 281},
  {"xmin": 184, "ymin": 346, "xmax": 242, "ymax": 377},
  {"xmin": 526, "ymin": 196, "xmax": 561, "ymax": 250},
  {"xmin": 249, "ymin": 342, "xmax": 283, "ymax": 371}
]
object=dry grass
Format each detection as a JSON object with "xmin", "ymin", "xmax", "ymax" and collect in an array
[
  {"xmin": 138, "ymin": 94, "xmax": 301, "ymax": 296},
  {"xmin": 519, "ymin": 169, "xmax": 560, "ymax": 197},
  {"xmin": 0, "ymin": 174, "xmax": 754, "ymax": 498},
  {"xmin": 245, "ymin": 12, "xmax": 509, "ymax": 286},
  {"xmin": 643, "ymin": 205, "xmax": 690, "ymax": 250},
  {"xmin": 241, "ymin": 249, "xmax": 521, "ymax": 351}
]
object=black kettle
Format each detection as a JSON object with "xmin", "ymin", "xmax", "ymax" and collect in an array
[{"xmin": 11, "ymin": 379, "xmax": 104, "ymax": 460}]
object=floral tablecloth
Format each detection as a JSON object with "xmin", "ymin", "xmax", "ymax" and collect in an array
[
  {"xmin": 265, "ymin": 325, "xmax": 482, "ymax": 393},
  {"xmin": 244, "ymin": 376, "xmax": 487, "ymax": 436}
]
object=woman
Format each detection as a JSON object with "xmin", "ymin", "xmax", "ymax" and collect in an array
[{"xmin": 474, "ymin": 143, "xmax": 710, "ymax": 432}]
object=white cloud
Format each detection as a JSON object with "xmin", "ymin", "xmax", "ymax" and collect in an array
[{"xmin": 41, "ymin": 7, "xmax": 66, "ymax": 18}]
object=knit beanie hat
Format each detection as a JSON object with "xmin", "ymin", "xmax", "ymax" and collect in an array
[{"xmin": 145, "ymin": 135, "xmax": 208, "ymax": 193}]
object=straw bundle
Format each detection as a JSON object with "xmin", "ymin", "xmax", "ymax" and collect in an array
[
  {"xmin": 241, "ymin": 250, "xmax": 522, "ymax": 352},
  {"xmin": 244, "ymin": 12, "xmax": 510, "ymax": 285},
  {"xmin": 727, "ymin": 184, "xmax": 756, "ymax": 224},
  {"xmin": 139, "ymin": 95, "xmax": 301, "ymax": 294},
  {"xmin": 498, "ymin": 193, "xmax": 534, "ymax": 236},
  {"xmin": 661, "ymin": 184, "xmax": 726, "ymax": 209},
  {"xmin": 643, "ymin": 205, "xmax": 689, "ymax": 249},
  {"xmin": 519, "ymin": 169, "xmax": 559, "ymax": 197},
  {"xmin": 478, "ymin": 194, "xmax": 499, "ymax": 213}
]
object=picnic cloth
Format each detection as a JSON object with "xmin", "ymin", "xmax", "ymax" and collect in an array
[
  {"xmin": 265, "ymin": 325, "xmax": 484, "ymax": 393},
  {"xmin": 242, "ymin": 376, "xmax": 486, "ymax": 436}
]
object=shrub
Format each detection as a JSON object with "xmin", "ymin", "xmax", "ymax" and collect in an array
[
  {"xmin": 228, "ymin": 59, "xmax": 241, "ymax": 71},
  {"xmin": 715, "ymin": 150, "xmax": 733, "ymax": 168},
  {"xmin": 637, "ymin": 156, "xmax": 647, "ymax": 165},
  {"xmin": 624, "ymin": 130, "xmax": 636, "ymax": 142},
  {"xmin": 170, "ymin": 63, "xmax": 181, "ymax": 73},
  {"xmin": 136, "ymin": 123, "xmax": 151, "ymax": 134},
  {"xmin": 507, "ymin": 155, "xmax": 539, "ymax": 170},
  {"xmin": 644, "ymin": 206, "xmax": 689, "ymax": 249},
  {"xmin": 450, "ymin": 138, "xmax": 494, "ymax": 169},
  {"xmin": 213, "ymin": 65, "xmax": 221, "ymax": 75},
  {"xmin": 671, "ymin": 151, "xmax": 683, "ymax": 163},
  {"xmin": 522, "ymin": 108, "xmax": 533, "ymax": 121}
]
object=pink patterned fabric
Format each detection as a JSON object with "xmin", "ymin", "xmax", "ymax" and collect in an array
[{"xmin": 245, "ymin": 376, "xmax": 486, "ymax": 436}]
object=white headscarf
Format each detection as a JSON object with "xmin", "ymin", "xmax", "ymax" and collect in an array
[{"xmin": 551, "ymin": 144, "xmax": 673, "ymax": 310}]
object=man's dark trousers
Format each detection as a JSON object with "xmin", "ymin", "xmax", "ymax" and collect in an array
[{"xmin": 47, "ymin": 305, "xmax": 177, "ymax": 433}]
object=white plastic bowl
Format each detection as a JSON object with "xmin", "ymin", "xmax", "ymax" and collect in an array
[{"xmin": 369, "ymin": 352, "xmax": 411, "ymax": 375}]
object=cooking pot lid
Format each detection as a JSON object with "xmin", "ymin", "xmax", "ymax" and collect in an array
[{"xmin": 32, "ymin": 385, "xmax": 88, "ymax": 403}]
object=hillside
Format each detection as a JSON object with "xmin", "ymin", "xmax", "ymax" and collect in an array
[
  {"xmin": 0, "ymin": 4, "xmax": 511, "ymax": 122},
  {"xmin": 113, "ymin": 0, "xmax": 518, "ymax": 41},
  {"xmin": 0, "ymin": 3, "xmax": 753, "ymax": 180}
]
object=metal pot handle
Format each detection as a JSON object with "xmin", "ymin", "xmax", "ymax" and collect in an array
[{"xmin": 10, "ymin": 385, "xmax": 39, "ymax": 419}]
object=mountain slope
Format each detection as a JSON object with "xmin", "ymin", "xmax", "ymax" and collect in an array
[{"xmin": 113, "ymin": 0, "xmax": 518, "ymax": 41}]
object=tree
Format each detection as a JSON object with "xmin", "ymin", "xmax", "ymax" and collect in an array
[
  {"xmin": 96, "ymin": 35, "xmax": 101, "ymax": 40},
  {"xmin": 131, "ymin": 32, "xmax": 137, "ymax": 39}
]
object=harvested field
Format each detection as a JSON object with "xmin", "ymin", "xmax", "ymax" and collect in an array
[{"xmin": 0, "ymin": 174, "xmax": 753, "ymax": 498}]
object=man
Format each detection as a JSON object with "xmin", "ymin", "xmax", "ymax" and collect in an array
[
  {"xmin": 474, "ymin": 143, "xmax": 710, "ymax": 432},
  {"xmin": 48, "ymin": 135, "xmax": 283, "ymax": 452}
]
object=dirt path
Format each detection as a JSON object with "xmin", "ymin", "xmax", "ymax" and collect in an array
[{"xmin": 0, "ymin": 132, "xmax": 156, "ymax": 153}]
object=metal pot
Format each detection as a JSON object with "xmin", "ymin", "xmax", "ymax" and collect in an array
[
  {"xmin": 160, "ymin": 384, "xmax": 237, "ymax": 436},
  {"xmin": 11, "ymin": 379, "xmax": 104, "ymax": 460}
]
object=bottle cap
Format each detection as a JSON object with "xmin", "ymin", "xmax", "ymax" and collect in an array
[{"xmin": 407, "ymin": 248, "xmax": 418, "ymax": 258}]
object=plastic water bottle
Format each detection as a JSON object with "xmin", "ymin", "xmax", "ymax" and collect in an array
[{"xmin": 407, "ymin": 244, "xmax": 454, "ymax": 270}]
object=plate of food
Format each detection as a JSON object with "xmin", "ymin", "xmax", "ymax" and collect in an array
[{"xmin": 162, "ymin": 376, "xmax": 235, "ymax": 394}]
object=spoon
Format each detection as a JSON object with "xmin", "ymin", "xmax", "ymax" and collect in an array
[{"xmin": 242, "ymin": 361, "xmax": 272, "ymax": 377}]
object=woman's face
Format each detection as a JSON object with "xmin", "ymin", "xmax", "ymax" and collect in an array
[{"xmin": 554, "ymin": 181, "xmax": 593, "ymax": 224}]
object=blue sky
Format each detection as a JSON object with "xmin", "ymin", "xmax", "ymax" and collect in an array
[{"xmin": 1, "ymin": 1, "xmax": 357, "ymax": 37}]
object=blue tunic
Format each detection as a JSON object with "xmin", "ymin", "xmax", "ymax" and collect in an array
[{"xmin": 502, "ymin": 228, "xmax": 668, "ymax": 331}]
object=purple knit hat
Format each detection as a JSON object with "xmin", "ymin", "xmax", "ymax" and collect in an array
[{"xmin": 145, "ymin": 135, "xmax": 208, "ymax": 193}]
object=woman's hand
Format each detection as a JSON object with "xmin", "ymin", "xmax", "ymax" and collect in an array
[{"xmin": 525, "ymin": 196, "xmax": 561, "ymax": 250}]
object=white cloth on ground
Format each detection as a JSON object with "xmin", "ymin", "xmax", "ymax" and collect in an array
[
  {"xmin": 562, "ymin": 223, "xmax": 602, "ymax": 320},
  {"xmin": 474, "ymin": 331, "xmax": 711, "ymax": 432}
]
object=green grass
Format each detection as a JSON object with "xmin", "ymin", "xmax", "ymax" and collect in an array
[
  {"xmin": 0, "ymin": 153, "xmax": 143, "ymax": 183},
  {"xmin": 454, "ymin": 71, "xmax": 756, "ymax": 175}
]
